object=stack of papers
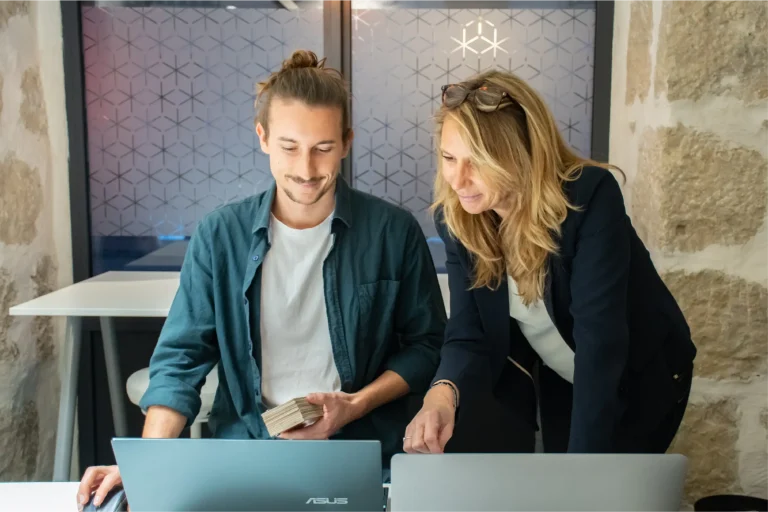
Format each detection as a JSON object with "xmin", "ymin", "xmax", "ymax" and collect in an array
[{"xmin": 261, "ymin": 397, "xmax": 324, "ymax": 437}]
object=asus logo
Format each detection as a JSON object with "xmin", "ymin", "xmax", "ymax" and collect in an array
[{"xmin": 306, "ymin": 498, "xmax": 348, "ymax": 505}]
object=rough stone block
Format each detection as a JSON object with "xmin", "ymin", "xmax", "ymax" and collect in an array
[
  {"xmin": 762, "ymin": 408, "xmax": 768, "ymax": 432},
  {"xmin": 20, "ymin": 67, "xmax": 48, "ymax": 136},
  {"xmin": 0, "ymin": 401, "xmax": 39, "ymax": 480},
  {"xmin": 634, "ymin": 124, "xmax": 767, "ymax": 252},
  {"xmin": 0, "ymin": 1, "xmax": 28, "ymax": 28},
  {"xmin": 663, "ymin": 270, "xmax": 767, "ymax": 380},
  {"xmin": 669, "ymin": 398, "xmax": 742, "ymax": 503},
  {"xmin": 625, "ymin": 1, "xmax": 653, "ymax": 105},
  {"xmin": 655, "ymin": 1, "xmax": 768, "ymax": 103},
  {"xmin": 738, "ymin": 408, "xmax": 768, "ymax": 499},
  {"xmin": 31, "ymin": 255, "xmax": 57, "ymax": 361},
  {"xmin": 0, "ymin": 153, "xmax": 43, "ymax": 246},
  {"xmin": 0, "ymin": 269, "xmax": 20, "ymax": 362}
]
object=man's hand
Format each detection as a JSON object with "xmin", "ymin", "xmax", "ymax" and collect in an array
[
  {"xmin": 279, "ymin": 392, "xmax": 367, "ymax": 440},
  {"xmin": 403, "ymin": 385, "xmax": 457, "ymax": 454},
  {"xmin": 77, "ymin": 465, "xmax": 123, "ymax": 511}
]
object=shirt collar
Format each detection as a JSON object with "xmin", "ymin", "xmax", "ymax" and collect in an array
[{"xmin": 252, "ymin": 177, "xmax": 353, "ymax": 236}]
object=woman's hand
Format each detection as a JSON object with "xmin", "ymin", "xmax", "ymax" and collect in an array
[{"xmin": 403, "ymin": 385, "xmax": 457, "ymax": 454}]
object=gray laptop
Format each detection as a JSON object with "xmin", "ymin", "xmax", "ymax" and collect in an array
[
  {"xmin": 112, "ymin": 438, "xmax": 385, "ymax": 511},
  {"xmin": 390, "ymin": 453, "xmax": 688, "ymax": 511}
]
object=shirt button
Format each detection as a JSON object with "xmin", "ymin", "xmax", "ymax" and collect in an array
[
  {"xmin": 252, "ymin": 255, "xmax": 259, "ymax": 261},
  {"xmin": 243, "ymin": 298, "xmax": 247, "ymax": 305}
]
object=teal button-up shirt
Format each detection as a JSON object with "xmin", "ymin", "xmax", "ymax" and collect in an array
[{"xmin": 140, "ymin": 178, "xmax": 446, "ymax": 460}]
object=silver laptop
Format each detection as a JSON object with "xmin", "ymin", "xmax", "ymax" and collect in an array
[
  {"xmin": 390, "ymin": 453, "xmax": 688, "ymax": 511},
  {"xmin": 112, "ymin": 438, "xmax": 385, "ymax": 511}
]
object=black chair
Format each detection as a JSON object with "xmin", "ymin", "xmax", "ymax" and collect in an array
[{"xmin": 695, "ymin": 494, "xmax": 768, "ymax": 512}]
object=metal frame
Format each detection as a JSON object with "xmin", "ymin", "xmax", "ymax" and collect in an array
[
  {"xmin": 341, "ymin": 1, "xmax": 353, "ymax": 184},
  {"xmin": 591, "ymin": 0, "xmax": 614, "ymax": 162},
  {"xmin": 60, "ymin": 0, "xmax": 98, "ymax": 473},
  {"xmin": 61, "ymin": 2, "xmax": 92, "ymax": 287},
  {"xmin": 324, "ymin": 1, "xmax": 353, "ymax": 184},
  {"xmin": 52, "ymin": 317, "xmax": 82, "ymax": 480}
]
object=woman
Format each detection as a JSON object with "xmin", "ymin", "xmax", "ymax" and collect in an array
[{"xmin": 404, "ymin": 70, "xmax": 696, "ymax": 455}]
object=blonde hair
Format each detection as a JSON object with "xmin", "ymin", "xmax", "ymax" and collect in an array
[
  {"xmin": 255, "ymin": 49, "xmax": 350, "ymax": 140},
  {"xmin": 432, "ymin": 70, "xmax": 622, "ymax": 305}
]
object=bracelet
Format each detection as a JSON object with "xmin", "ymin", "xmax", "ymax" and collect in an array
[{"xmin": 431, "ymin": 381, "xmax": 459, "ymax": 410}]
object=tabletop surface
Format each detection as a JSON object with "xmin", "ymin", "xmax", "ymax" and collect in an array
[
  {"xmin": 8, "ymin": 271, "xmax": 180, "ymax": 318},
  {"xmin": 9, "ymin": 271, "xmax": 450, "ymax": 318},
  {"xmin": 0, "ymin": 482, "xmax": 80, "ymax": 512},
  {"xmin": 0, "ymin": 482, "xmax": 392, "ymax": 512}
]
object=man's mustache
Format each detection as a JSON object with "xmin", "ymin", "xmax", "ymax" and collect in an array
[{"xmin": 286, "ymin": 176, "xmax": 325, "ymax": 184}]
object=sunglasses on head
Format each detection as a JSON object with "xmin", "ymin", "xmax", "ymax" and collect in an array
[{"xmin": 441, "ymin": 83, "xmax": 513, "ymax": 112}]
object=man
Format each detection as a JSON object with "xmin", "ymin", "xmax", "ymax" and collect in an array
[{"xmin": 77, "ymin": 50, "xmax": 445, "ymax": 509}]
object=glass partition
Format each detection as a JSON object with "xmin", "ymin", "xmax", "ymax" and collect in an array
[
  {"xmin": 82, "ymin": 1, "xmax": 597, "ymax": 274},
  {"xmin": 350, "ymin": 1, "xmax": 596, "ymax": 270},
  {"xmin": 82, "ymin": 2, "xmax": 324, "ymax": 274}
]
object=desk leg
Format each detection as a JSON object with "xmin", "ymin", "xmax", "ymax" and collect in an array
[
  {"xmin": 100, "ymin": 317, "xmax": 128, "ymax": 437},
  {"xmin": 53, "ymin": 317, "xmax": 81, "ymax": 482}
]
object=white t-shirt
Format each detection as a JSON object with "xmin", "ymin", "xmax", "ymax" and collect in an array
[
  {"xmin": 508, "ymin": 276, "xmax": 575, "ymax": 383},
  {"xmin": 259, "ymin": 212, "xmax": 342, "ymax": 408}
]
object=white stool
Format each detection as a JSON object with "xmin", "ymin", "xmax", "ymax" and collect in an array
[{"xmin": 126, "ymin": 366, "xmax": 219, "ymax": 438}]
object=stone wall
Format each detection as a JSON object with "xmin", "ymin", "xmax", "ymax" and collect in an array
[
  {"xmin": 611, "ymin": 1, "xmax": 767, "ymax": 506},
  {"xmin": 0, "ymin": 1, "xmax": 71, "ymax": 481}
]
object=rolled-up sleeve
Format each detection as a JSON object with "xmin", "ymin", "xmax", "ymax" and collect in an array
[
  {"xmin": 139, "ymin": 220, "xmax": 220, "ymax": 425},
  {"xmin": 383, "ymin": 218, "xmax": 446, "ymax": 393}
]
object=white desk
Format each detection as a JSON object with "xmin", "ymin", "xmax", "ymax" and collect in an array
[
  {"xmin": 0, "ymin": 481, "xmax": 390, "ymax": 511},
  {"xmin": 125, "ymin": 240, "xmax": 189, "ymax": 270},
  {"xmin": 0, "ymin": 482, "xmax": 79, "ymax": 511},
  {"xmin": 9, "ymin": 271, "xmax": 180, "ymax": 481},
  {"xmin": 9, "ymin": 270, "xmax": 450, "ymax": 483}
]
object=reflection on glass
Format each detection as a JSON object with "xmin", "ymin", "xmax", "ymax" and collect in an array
[
  {"xmin": 350, "ymin": 2, "xmax": 596, "ymax": 271},
  {"xmin": 82, "ymin": 3, "xmax": 324, "ymax": 273}
]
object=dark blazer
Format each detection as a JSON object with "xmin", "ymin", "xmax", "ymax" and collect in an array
[{"xmin": 432, "ymin": 166, "xmax": 697, "ymax": 453}]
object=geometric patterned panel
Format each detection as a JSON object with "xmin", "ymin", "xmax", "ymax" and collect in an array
[
  {"xmin": 82, "ymin": 5, "xmax": 323, "ymax": 237},
  {"xmin": 351, "ymin": 4, "xmax": 595, "ymax": 239}
]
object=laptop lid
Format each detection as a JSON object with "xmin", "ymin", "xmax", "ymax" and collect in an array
[
  {"xmin": 390, "ymin": 453, "xmax": 688, "ymax": 511},
  {"xmin": 112, "ymin": 438, "xmax": 384, "ymax": 512}
]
